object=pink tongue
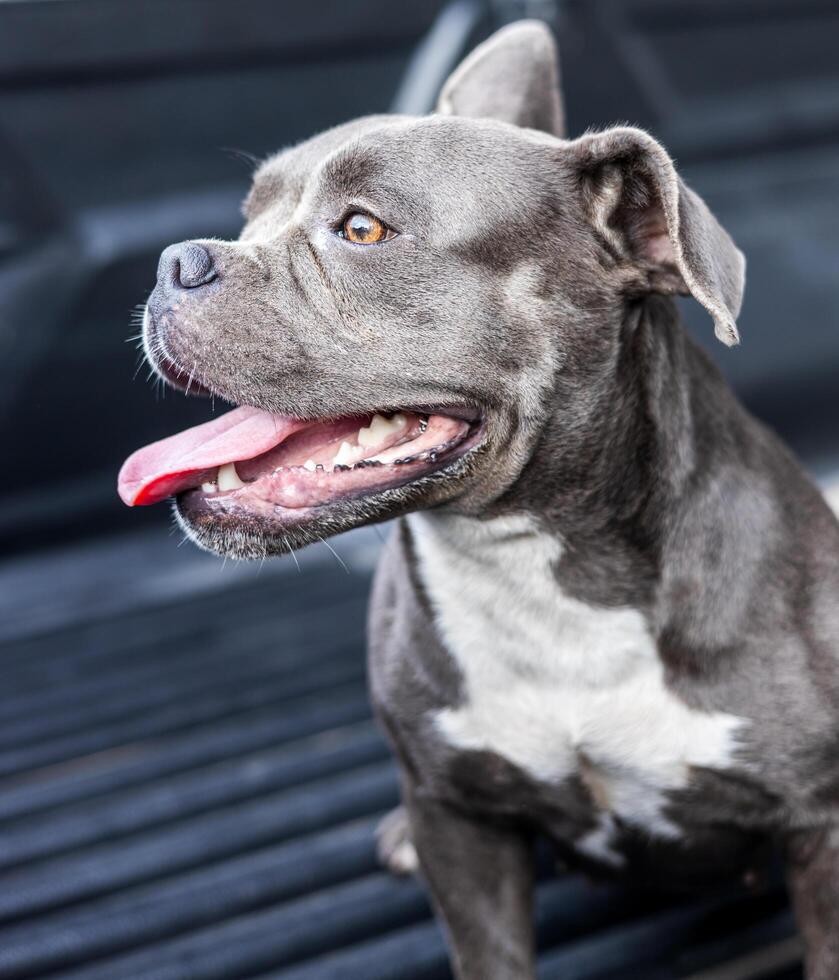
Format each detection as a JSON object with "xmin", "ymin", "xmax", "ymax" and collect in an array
[{"xmin": 118, "ymin": 406, "xmax": 306, "ymax": 506}]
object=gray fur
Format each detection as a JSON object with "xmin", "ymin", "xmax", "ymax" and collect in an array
[{"xmin": 140, "ymin": 21, "xmax": 839, "ymax": 979}]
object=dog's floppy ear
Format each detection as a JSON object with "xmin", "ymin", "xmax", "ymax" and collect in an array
[
  {"xmin": 437, "ymin": 20, "xmax": 564, "ymax": 137},
  {"xmin": 570, "ymin": 127, "xmax": 745, "ymax": 346}
]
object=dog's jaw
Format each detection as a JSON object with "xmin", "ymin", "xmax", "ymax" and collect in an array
[
  {"xmin": 173, "ymin": 440, "xmax": 487, "ymax": 559},
  {"xmin": 167, "ymin": 415, "xmax": 488, "ymax": 559}
]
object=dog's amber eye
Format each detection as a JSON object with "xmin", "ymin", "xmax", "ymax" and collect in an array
[{"xmin": 339, "ymin": 212, "xmax": 395, "ymax": 245}]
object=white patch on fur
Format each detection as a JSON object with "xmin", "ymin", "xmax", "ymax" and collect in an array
[
  {"xmin": 389, "ymin": 840, "xmax": 420, "ymax": 875},
  {"xmin": 504, "ymin": 262, "xmax": 546, "ymax": 310},
  {"xmin": 376, "ymin": 806, "xmax": 420, "ymax": 876},
  {"xmin": 408, "ymin": 513, "xmax": 746, "ymax": 841}
]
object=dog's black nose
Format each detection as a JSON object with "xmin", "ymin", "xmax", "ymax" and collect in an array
[{"xmin": 157, "ymin": 242, "xmax": 217, "ymax": 291}]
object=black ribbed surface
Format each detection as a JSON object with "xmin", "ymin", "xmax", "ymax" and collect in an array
[{"xmin": 0, "ymin": 530, "xmax": 801, "ymax": 979}]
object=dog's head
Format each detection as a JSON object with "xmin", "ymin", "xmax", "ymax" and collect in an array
[{"xmin": 119, "ymin": 21, "xmax": 745, "ymax": 558}]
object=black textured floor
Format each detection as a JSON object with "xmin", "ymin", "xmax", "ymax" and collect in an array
[{"xmin": 0, "ymin": 522, "xmax": 810, "ymax": 980}]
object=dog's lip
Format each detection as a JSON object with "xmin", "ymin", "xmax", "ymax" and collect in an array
[
  {"xmin": 407, "ymin": 403, "xmax": 481, "ymax": 424},
  {"xmin": 143, "ymin": 307, "xmax": 484, "ymax": 423},
  {"xmin": 154, "ymin": 352, "xmax": 213, "ymax": 397}
]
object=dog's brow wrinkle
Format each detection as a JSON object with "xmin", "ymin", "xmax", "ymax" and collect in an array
[
  {"xmin": 304, "ymin": 237, "xmax": 330, "ymax": 288},
  {"xmin": 285, "ymin": 248, "xmax": 306, "ymax": 299}
]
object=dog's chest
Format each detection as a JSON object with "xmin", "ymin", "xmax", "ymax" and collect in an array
[{"xmin": 407, "ymin": 513, "xmax": 744, "ymax": 845}]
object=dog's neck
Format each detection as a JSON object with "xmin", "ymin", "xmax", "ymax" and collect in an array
[{"xmin": 414, "ymin": 296, "xmax": 742, "ymax": 610}]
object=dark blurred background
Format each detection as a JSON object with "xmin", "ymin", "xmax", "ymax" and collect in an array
[{"xmin": 0, "ymin": 1, "xmax": 836, "ymax": 978}]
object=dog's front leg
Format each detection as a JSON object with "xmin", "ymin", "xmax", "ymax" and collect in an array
[
  {"xmin": 786, "ymin": 826, "xmax": 839, "ymax": 979},
  {"xmin": 404, "ymin": 782, "xmax": 535, "ymax": 980}
]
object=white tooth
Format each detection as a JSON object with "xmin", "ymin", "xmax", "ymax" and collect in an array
[
  {"xmin": 217, "ymin": 462, "xmax": 245, "ymax": 491},
  {"xmin": 333, "ymin": 441, "xmax": 355, "ymax": 466},
  {"xmin": 201, "ymin": 481, "xmax": 217, "ymax": 493},
  {"xmin": 358, "ymin": 412, "xmax": 406, "ymax": 448},
  {"xmin": 357, "ymin": 424, "xmax": 376, "ymax": 448},
  {"xmin": 303, "ymin": 459, "xmax": 316, "ymax": 472}
]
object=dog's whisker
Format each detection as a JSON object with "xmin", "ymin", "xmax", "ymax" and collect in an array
[
  {"xmin": 318, "ymin": 536, "xmax": 349, "ymax": 574},
  {"xmin": 184, "ymin": 361, "xmax": 198, "ymax": 398},
  {"xmin": 284, "ymin": 538, "xmax": 301, "ymax": 573},
  {"xmin": 221, "ymin": 145, "xmax": 263, "ymax": 169}
]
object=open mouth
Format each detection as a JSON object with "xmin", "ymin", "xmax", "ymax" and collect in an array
[{"xmin": 118, "ymin": 403, "xmax": 483, "ymax": 517}]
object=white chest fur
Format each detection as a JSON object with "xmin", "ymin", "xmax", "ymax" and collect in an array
[{"xmin": 407, "ymin": 512, "xmax": 745, "ymax": 845}]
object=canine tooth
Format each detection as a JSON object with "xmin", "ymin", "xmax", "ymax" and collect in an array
[
  {"xmin": 217, "ymin": 462, "xmax": 245, "ymax": 491},
  {"xmin": 333, "ymin": 441, "xmax": 355, "ymax": 466},
  {"xmin": 303, "ymin": 459, "xmax": 316, "ymax": 472}
]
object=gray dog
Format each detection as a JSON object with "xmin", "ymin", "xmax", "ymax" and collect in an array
[{"xmin": 119, "ymin": 22, "xmax": 839, "ymax": 979}]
